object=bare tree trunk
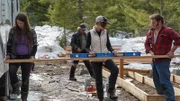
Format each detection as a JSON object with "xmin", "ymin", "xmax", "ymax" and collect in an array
[
  {"xmin": 63, "ymin": 22, "xmax": 66, "ymax": 46},
  {"xmin": 78, "ymin": 0, "xmax": 83, "ymax": 21},
  {"xmin": 160, "ymin": 0, "xmax": 163, "ymax": 15}
]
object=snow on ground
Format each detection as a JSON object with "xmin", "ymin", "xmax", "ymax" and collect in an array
[{"xmin": 35, "ymin": 25, "xmax": 66, "ymax": 59}]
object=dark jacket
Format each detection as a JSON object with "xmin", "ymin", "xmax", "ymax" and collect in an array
[
  {"xmin": 70, "ymin": 32, "xmax": 87, "ymax": 53},
  {"xmin": 6, "ymin": 27, "xmax": 38, "ymax": 59}
]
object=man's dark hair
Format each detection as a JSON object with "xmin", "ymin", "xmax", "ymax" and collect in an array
[{"xmin": 149, "ymin": 14, "xmax": 164, "ymax": 24}]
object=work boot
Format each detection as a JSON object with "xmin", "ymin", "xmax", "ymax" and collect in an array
[
  {"xmin": 99, "ymin": 99, "xmax": 104, "ymax": 101},
  {"xmin": 107, "ymin": 90, "xmax": 118, "ymax": 100},
  {"xmin": 0, "ymin": 96, "xmax": 6, "ymax": 101},
  {"xmin": 69, "ymin": 77, "xmax": 77, "ymax": 81},
  {"xmin": 69, "ymin": 65, "xmax": 77, "ymax": 81},
  {"xmin": 21, "ymin": 91, "xmax": 28, "ymax": 101},
  {"xmin": 12, "ymin": 82, "xmax": 20, "ymax": 95}
]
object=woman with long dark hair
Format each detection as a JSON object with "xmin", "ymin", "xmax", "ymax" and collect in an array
[{"xmin": 6, "ymin": 12, "xmax": 37, "ymax": 101}]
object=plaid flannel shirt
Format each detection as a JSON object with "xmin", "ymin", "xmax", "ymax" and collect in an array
[{"xmin": 144, "ymin": 27, "xmax": 180, "ymax": 62}]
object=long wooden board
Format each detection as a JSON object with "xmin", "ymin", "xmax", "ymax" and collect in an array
[{"xmin": 4, "ymin": 55, "xmax": 180, "ymax": 63}]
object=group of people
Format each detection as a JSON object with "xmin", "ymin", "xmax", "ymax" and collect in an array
[
  {"xmin": 3, "ymin": 12, "xmax": 180, "ymax": 101},
  {"xmin": 70, "ymin": 14, "xmax": 180, "ymax": 101}
]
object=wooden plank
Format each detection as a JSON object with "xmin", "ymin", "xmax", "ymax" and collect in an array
[
  {"xmin": 171, "ymin": 74, "xmax": 175, "ymax": 82},
  {"xmin": 5, "ymin": 58, "xmax": 71, "ymax": 63},
  {"xmin": 113, "ymin": 59, "xmax": 151, "ymax": 64},
  {"xmin": 127, "ymin": 71, "xmax": 135, "ymax": 78},
  {"xmin": 147, "ymin": 95, "xmax": 180, "ymax": 101},
  {"xmin": 5, "ymin": 55, "xmax": 180, "ymax": 63},
  {"xmin": 125, "ymin": 68, "xmax": 152, "ymax": 75},
  {"xmin": 117, "ymin": 77, "xmax": 148, "ymax": 101},
  {"xmin": 119, "ymin": 59, "xmax": 124, "ymax": 78},
  {"xmin": 144, "ymin": 76, "xmax": 155, "ymax": 88},
  {"xmin": 64, "ymin": 46, "xmax": 72, "ymax": 51},
  {"xmin": 127, "ymin": 72, "xmax": 180, "ymax": 99},
  {"xmin": 174, "ymin": 87, "xmax": 180, "ymax": 95},
  {"xmin": 120, "ymin": 55, "xmax": 180, "ymax": 59},
  {"xmin": 102, "ymin": 68, "xmax": 111, "ymax": 78},
  {"xmin": 147, "ymin": 95, "xmax": 167, "ymax": 101},
  {"xmin": 143, "ymin": 74, "xmax": 180, "ymax": 95},
  {"xmin": 171, "ymin": 74, "xmax": 180, "ymax": 84},
  {"xmin": 127, "ymin": 71, "xmax": 144, "ymax": 83},
  {"xmin": 103, "ymin": 70, "xmax": 148, "ymax": 101},
  {"xmin": 112, "ymin": 45, "xmax": 121, "ymax": 51},
  {"xmin": 124, "ymin": 58, "xmax": 151, "ymax": 64}
]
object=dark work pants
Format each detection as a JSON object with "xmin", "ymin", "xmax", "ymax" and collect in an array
[
  {"xmin": 0, "ymin": 73, "xmax": 6, "ymax": 97},
  {"xmin": 70, "ymin": 60, "xmax": 94, "ymax": 78},
  {"xmin": 91, "ymin": 59, "xmax": 119, "ymax": 100},
  {"xmin": 9, "ymin": 55, "xmax": 32, "ymax": 95}
]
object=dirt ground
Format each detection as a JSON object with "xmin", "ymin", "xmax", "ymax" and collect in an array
[
  {"xmin": 130, "ymin": 80, "xmax": 157, "ymax": 94},
  {"xmin": 28, "ymin": 61, "xmax": 140, "ymax": 101}
]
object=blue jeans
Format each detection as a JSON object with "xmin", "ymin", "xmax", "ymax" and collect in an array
[{"xmin": 152, "ymin": 59, "xmax": 175, "ymax": 101}]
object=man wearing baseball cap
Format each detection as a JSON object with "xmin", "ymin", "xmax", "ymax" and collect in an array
[
  {"xmin": 95, "ymin": 15, "xmax": 111, "ymax": 24},
  {"xmin": 69, "ymin": 23, "xmax": 95, "ymax": 81},
  {"xmin": 85, "ymin": 16, "xmax": 119, "ymax": 101}
]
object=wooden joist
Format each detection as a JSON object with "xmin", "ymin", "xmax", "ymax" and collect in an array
[
  {"xmin": 103, "ymin": 70, "xmax": 149, "ymax": 101},
  {"xmin": 171, "ymin": 74, "xmax": 180, "ymax": 84},
  {"xmin": 103, "ymin": 70, "xmax": 180, "ymax": 101},
  {"xmin": 146, "ymin": 95, "xmax": 167, "ymax": 101},
  {"xmin": 128, "ymin": 72, "xmax": 180, "ymax": 95},
  {"xmin": 147, "ymin": 95, "xmax": 180, "ymax": 101},
  {"xmin": 127, "ymin": 72, "xmax": 145, "ymax": 83},
  {"xmin": 125, "ymin": 68, "xmax": 152, "ymax": 76},
  {"xmin": 143, "ymin": 76, "xmax": 155, "ymax": 88}
]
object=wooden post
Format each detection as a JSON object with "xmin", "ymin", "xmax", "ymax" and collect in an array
[{"xmin": 119, "ymin": 59, "xmax": 124, "ymax": 78}]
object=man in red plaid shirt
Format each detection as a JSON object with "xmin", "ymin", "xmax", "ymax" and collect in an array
[{"xmin": 145, "ymin": 14, "xmax": 180, "ymax": 101}]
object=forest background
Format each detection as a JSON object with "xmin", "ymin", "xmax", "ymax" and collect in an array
[{"xmin": 20, "ymin": 0, "xmax": 180, "ymax": 38}]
